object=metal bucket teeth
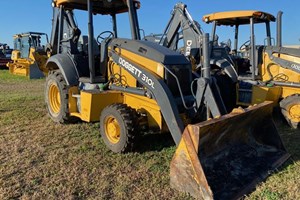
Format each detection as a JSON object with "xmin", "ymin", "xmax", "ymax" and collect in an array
[{"xmin": 170, "ymin": 101, "xmax": 290, "ymax": 200}]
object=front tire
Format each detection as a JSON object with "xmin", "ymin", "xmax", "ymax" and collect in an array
[
  {"xmin": 280, "ymin": 94, "xmax": 300, "ymax": 129},
  {"xmin": 100, "ymin": 104, "xmax": 138, "ymax": 153},
  {"xmin": 45, "ymin": 70, "xmax": 74, "ymax": 123}
]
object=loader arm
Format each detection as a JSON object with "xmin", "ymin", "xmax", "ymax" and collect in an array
[
  {"xmin": 265, "ymin": 46, "xmax": 300, "ymax": 74},
  {"xmin": 49, "ymin": 6, "xmax": 81, "ymax": 55},
  {"xmin": 109, "ymin": 47, "xmax": 185, "ymax": 145}
]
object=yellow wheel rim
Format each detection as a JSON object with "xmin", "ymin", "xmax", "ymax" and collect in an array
[
  {"xmin": 289, "ymin": 104, "xmax": 300, "ymax": 123},
  {"xmin": 105, "ymin": 116, "xmax": 121, "ymax": 144},
  {"xmin": 48, "ymin": 83, "xmax": 61, "ymax": 114}
]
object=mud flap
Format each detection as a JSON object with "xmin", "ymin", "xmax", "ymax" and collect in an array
[{"xmin": 170, "ymin": 101, "xmax": 290, "ymax": 200}]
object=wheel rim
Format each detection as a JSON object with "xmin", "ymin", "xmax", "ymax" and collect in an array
[
  {"xmin": 48, "ymin": 83, "xmax": 61, "ymax": 114},
  {"xmin": 105, "ymin": 116, "xmax": 121, "ymax": 144},
  {"xmin": 289, "ymin": 104, "xmax": 300, "ymax": 123}
]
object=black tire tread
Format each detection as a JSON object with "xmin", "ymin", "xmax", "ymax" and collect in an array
[
  {"xmin": 279, "ymin": 93, "xmax": 300, "ymax": 129},
  {"xmin": 100, "ymin": 103, "xmax": 138, "ymax": 153},
  {"xmin": 45, "ymin": 70, "xmax": 75, "ymax": 124}
]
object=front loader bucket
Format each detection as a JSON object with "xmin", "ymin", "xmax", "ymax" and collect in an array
[{"xmin": 170, "ymin": 101, "xmax": 290, "ymax": 200}]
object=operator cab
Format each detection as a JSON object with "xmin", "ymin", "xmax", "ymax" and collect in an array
[
  {"xmin": 13, "ymin": 32, "xmax": 49, "ymax": 58},
  {"xmin": 52, "ymin": 0, "xmax": 141, "ymax": 84},
  {"xmin": 203, "ymin": 10, "xmax": 276, "ymax": 80}
]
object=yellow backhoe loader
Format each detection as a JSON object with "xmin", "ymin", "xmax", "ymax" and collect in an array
[
  {"xmin": 203, "ymin": 10, "xmax": 300, "ymax": 129},
  {"xmin": 6, "ymin": 32, "xmax": 49, "ymax": 79},
  {"xmin": 45, "ymin": 1, "xmax": 289, "ymax": 199}
]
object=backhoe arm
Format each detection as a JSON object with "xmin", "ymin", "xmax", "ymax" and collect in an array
[
  {"xmin": 160, "ymin": 3, "xmax": 203, "ymax": 58},
  {"xmin": 49, "ymin": 6, "xmax": 81, "ymax": 55}
]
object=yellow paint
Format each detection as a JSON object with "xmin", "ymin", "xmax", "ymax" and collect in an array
[
  {"xmin": 109, "ymin": 47, "xmax": 164, "ymax": 82},
  {"xmin": 281, "ymin": 87, "xmax": 300, "ymax": 98},
  {"xmin": 55, "ymin": 0, "xmax": 140, "ymax": 13},
  {"xmin": 261, "ymin": 52, "xmax": 300, "ymax": 99},
  {"xmin": 108, "ymin": 61, "xmax": 137, "ymax": 87},
  {"xmin": 289, "ymin": 104, "xmax": 300, "ymax": 123},
  {"xmin": 7, "ymin": 47, "xmax": 48, "ymax": 78},
  {"xmin": 105, "ymin": 116, "xmax": 121, "ymax": 144},
  {"xmin": 70, "ymin": 90, "xmax": 123, "ymax": 122},
  {"xmin": 68, "ymin": 86, "xmax": 79, "ymax": 113},
  {"xmin": 10, "ymin": 50, "xmax": 20, "ymax": 61},
  {"xmin": 69, "ymin": 88, "xmax": 163, "ymax": 129},
  {"xmin": 202, "ymin": 10, "xmax": 275, "ymax": 24},
  {"xmin": 123, "ymin": 93, "xmax": 162, "ymax": 129},
  {"xmin": 251, "ymin": 85, "xmax": 282, "ymax": 105},
  {"xmin": 30, "ymin": 48, "xmax": 49, "ymax": 75},
  {"xmin": 48, "ymin": 82, "xmax": 61, "ymax": 114}
]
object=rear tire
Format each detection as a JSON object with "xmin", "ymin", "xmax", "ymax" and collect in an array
[
  {"xmin": 100, "ymin": 103, "xmax": 138, "ymax": 153},
  {"xmin": 45, "ymin": 70, "xmax": 75, "ymax": 123},
  {"xmin": 279, "ymin": 94, "xmax": 300, "ymax": 129}
]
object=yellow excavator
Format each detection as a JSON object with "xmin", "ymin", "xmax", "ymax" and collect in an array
[
  {"xmin": 6, "ymin": 32, "xmax": 49, "ymax": 79},
  {"xmin": 203, "ymin": 10, "xmax": 300, "ymax": 129},
  {"xmin": 45, "ymin": 1, "xmax": 289, "ymax": 199}
]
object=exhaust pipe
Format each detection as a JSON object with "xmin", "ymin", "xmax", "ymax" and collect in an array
[{"xmin": 277, "ymin": 11, "xmax": 283, "ymax": 47}]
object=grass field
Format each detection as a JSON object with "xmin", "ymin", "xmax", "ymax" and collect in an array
[{"xmin": 0, "ymin": 70, "xmax": 299, "ymax": 200}]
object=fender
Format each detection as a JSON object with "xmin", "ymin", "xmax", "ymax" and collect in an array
[
  {"xmin": 210, "ymin": 58, "xmax": 238, "ymax": 83},
  {"xmin": 46, "ymin": 54, "xmax": 79, "ymax": 86}
]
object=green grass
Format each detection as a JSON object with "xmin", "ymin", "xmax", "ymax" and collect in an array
[{"xmin": 0, "ymin": 70, "xmax": 299, "ymax": 199}]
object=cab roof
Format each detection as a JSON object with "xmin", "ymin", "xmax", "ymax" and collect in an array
[
  {"xmin": 202, "ymin": 10, "xmax": 275, "ymax": 26},
  {"xmin": 54, "ymin": 0, "xmax": 140, "ymax": 15},
  {"xmin": 13, "ymin": 32, "xmax": 47, "ymax": 38}
]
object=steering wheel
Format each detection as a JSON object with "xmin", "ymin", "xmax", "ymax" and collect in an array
[
  {"xmin": 97, "ymin": 31, "xmax": 114, "ymax": 44},
  {"xmin": 239, "ymin": 40, "xmax": 250, "ymax": 51}
]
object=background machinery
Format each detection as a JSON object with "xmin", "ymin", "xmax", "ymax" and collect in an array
[
  {"xmin": 6, "ymin": 32, "xmax": 49, "ymax": 79},
  {"xmin": 203, "ymin": 10, "xmax": 300, "ymax": 129},
  {"xmin": 144, "ymin": 3, "xmax": 238, "ymax": 112},
  {"xmin": 45, "ymin": 0, "xmax": 289, "ymax": 199},
  {"xmin": 0, "ymin": 43, "xmax": 12, "ymax": 68}
]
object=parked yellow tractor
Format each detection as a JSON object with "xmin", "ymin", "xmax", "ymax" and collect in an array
[{"xmin": 7, "ymin": 32, "xmax": 49, "ymax": 79}]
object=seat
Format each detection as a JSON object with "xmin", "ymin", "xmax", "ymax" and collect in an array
[
  {"xmin": 77, "ymin": 35, "xmax": 100, "ymax": 56},
  {"xmin": 99, "ymin": 38, "xmax": 111, "ymax": 77}
]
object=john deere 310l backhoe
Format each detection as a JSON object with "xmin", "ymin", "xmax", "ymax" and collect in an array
[{"xmin": 45, "ymin": 0, "xmax": 290, "ymax": 199}]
